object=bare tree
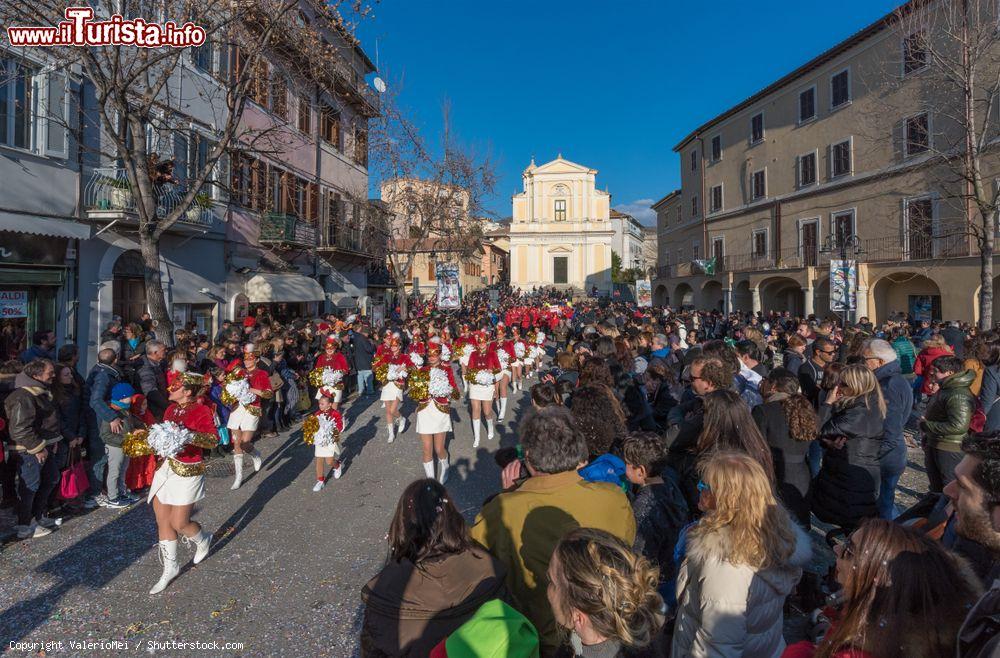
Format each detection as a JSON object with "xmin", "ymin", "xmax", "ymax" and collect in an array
[
  {"xmin": 887, "ymin": 0, "xmax": 1000, "ymax": 328},
  {"xmin": 1, "ymin": 0, "xmax": 373, "ymax": 341},
  {"xmin": 370, "ymin": 95, "xmax": 495, "ymax": 319}
]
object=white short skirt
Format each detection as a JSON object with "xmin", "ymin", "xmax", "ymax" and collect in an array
[
  {"xmin": 314, "ymin": 441, "xmax": 343, "ymax": 459},
  {"xmin": 499, "ymin": 369, "xmax": 511, "ymax": 381},
  {"xmin": 227, "ymin": 405, "xmax": 260, "ymax": 431},
  {"xmin": 469, "ymin": 383, "xmax": 496, "ymax": 401},
  {"xmin": 416, "ymin": 404, "xmax": 452, "ymax": 434},
  {"xmin": 148, "ymin": 460, "xmax": 205, "ymax": 506},
  {"xmin": 315, "ymin": 387, "xmax": 343, "ymax": 402},
  {"xmin": 381, "ymin": 381, "xmax": 404, "ymax": 401}
]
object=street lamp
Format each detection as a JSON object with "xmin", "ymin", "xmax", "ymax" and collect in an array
[{"xmin": 819, "ymin": 233, "xmax": 864, "ymax": 328}]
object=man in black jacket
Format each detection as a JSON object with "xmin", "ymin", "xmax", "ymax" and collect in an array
[
  {"xmin": 4, "ymin": 359, "xmax": 60, "ymax": 539},
  {"xmin": 949, "ymin": 432, "xmax": 1000, "ymax": 658},
  {"xmin": 350, "ymin": 324, "xmax": 377, "ymax": 397}
]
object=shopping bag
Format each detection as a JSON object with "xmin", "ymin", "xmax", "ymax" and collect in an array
[
  {"xmin": 217, "ymin": 426, "xmax": 231, "ymax": 446},
  {"xmin": 59, "ymin": 449, "xmax": 89, "ymax": 500}
]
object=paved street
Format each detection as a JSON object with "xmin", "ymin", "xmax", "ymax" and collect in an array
[{"xmin": 0, "ymin": 383, "xmax": 532, "ymax": 657}]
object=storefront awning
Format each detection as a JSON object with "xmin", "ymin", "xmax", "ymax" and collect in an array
[
  {"xmin": 0, "ymin": 212, "xmax": 92, "ymax": 240},
  {"xmin": 246, "ymin": 273, "xmax": 325, "ymax": 303}
]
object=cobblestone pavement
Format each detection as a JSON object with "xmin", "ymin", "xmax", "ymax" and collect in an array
[{"xmin": 0, "ymin": 381, "xmax": 932, "ymax": 657}]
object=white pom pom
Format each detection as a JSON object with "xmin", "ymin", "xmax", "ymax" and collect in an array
[
  {"xmin": 410, "ymin": 352, "xmax": 424, "ymax": 367},
  {"xmin": 428, "ymin": 368, "xmax": 453, "ymax": 398},
  {"xmin": 314, "ymin": 416, "xmax": 337, "ymax": 447},
  {"xmin": 147, "ymin": 421, "xmax": 193, "ymax": 458},
  {"xmin": 322, "ymin": 368, "xmax": 343, "ymax": 387},
  {"xmin": 475, "ymin": 370, "xmax": 495, "ymax": 386}
]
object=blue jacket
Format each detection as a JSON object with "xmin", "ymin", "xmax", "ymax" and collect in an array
[
  {"xmin": 20, "ymin": 345, "xmax": 55, "ymax": 363},
  {"xmin": 874, "ymin": 359, "xmax": 913, "ymax": 470},
  {"xmin": 86, "ymin": 363, "xmax": 122, "ymax": 424},
  {"xmin": 980, "ymin": 364, "xmax": 1000, "ymax": 432}
]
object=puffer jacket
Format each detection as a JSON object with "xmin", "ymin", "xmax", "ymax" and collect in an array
[
  {"xmin": 360, "ymin": 546, "xmax": 507, "ymax": 657},
  {"xmin": 811, "ymin": 393, "xmax": 885, "ymax": 529},
  {"xmin": 3, "ymin": 372, "xmax": 62, "ymax": 454},
  {"xmin": 671, "ymin": 524, "xmax": 812, "ymax": 658},
  {"xmin": 921, "ymin": 369, "xmax": 976, "ymax": 453}
]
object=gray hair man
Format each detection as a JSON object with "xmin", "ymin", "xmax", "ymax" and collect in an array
[{"xmin": 862, "ymin": 338, "xmax": 914, "ymax": 519}]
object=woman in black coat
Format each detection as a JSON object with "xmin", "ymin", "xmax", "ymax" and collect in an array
[
  {"xmin": 811, "ymin": 364, "xmax": 887, "ymax": 530},
  {"xmin": 752, "ymin": 370, "xmax": 817, "ymax": 527}
]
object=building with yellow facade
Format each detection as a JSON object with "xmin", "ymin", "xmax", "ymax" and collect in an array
[{"xmin": 509, "ymin": 156, "xmax": 614, "ymax": 294}]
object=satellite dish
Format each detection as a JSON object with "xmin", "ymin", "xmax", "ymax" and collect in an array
[{"xmin": 373, "ymin": 77, "xmax": 387, "ymax": 93}]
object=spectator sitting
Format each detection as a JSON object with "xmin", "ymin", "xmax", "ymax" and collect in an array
[
  {"xmin": 470, "ymin": 406, "xmax": 636, "ymax": 654},
  {"xmin": 920, "ymin": 354, "xmax": 975, "ymax": 493},
  {"xmin": 547, "ymin": 528, "xmax": 665, "ymax": 656},
  {"xmin": 622, "ymin": 431, "xmax": 688, "ymax": 595},
  {"xmin": 783, "ymin": 519, "xmax": 979, "ymax": 658},
  {"xmin": 361, "ymin": 479, "xmax": 507, "ymax": 657},
  {"xmin": 672, "ymin": 451, "xmax": 811, "ymax": 658}
]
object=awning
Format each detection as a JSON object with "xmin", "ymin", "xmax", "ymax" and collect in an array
[
  {"xmin": 0, "ymin": 212, "xmax": 92, "ymax": 240},
  {"xmin": 246, "ymin": 273, "xmax": 325, "ymax": 303}
]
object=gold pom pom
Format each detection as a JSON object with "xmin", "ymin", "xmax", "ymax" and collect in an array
[
  {"xmin": 122, "ymin": 429, "xmax": 153, "ymax": 457},
  {"xmin": 302, "ymin": 414, "xmax": 319, "ymax": 446},
  {"xmin": 309, "ymin": 368, "xmax": 325, "ymax": 389}
]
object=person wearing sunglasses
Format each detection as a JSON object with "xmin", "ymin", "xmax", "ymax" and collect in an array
[
  {"xmin": 784, "ymin": 519, "xmax": 978, "ymax": 658},
  {"xmin": 672, "ymin": 451, "xmax": 810, "ymax": 658}
]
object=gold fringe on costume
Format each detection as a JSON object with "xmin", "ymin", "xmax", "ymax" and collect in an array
[
  {"xmin": 220, "ymin": 369, "xmax": 245, "ymax": 408},
  {"xmin": 168, "ymin": 459, "xmax": 205, "ymax": 477},
  {"xmin": 190, "ymin": 432, "xmax": 220, "ymax": 450}
]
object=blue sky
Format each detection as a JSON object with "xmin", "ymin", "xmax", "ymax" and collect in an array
[{"xmin": 357, "ymin": 0, "xmax": 902, "ymax": 225}]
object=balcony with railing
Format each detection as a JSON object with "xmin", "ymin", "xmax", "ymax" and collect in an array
[
  {"xmin": 84, "ymin": 167, "xmax": 217, "ymax": 229},
  {"xmin": 258, "ymin": 212, "xmax": 317, "ymax": 248}
]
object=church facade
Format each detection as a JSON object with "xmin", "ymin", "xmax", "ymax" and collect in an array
[{"xmin": 509, "ymin": 156, "xmax": 614, "ymax": 294}]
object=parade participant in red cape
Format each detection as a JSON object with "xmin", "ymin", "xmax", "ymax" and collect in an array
[
  {"xmin": 310, "ymin": 335, "xmax": 349, "ymax": 408},
  {"xmin": 467, "ymin": 330, "xmax": 501, "ymax": 448},
  {"xmin": 409, "ymin": 343, "xmax": 461, "ymax": 484},
  {"xmin": 492, "ymin": 324, "xmax": 513, "ymax": 421},
  {"xmin": 510, "ymin": 325, "xmax": 526, "ymax": 394},
  {"xmin": 123, "ymin": 372, "xmax": 219, "ymax": 595},
  {"xmin": 304, "ymin": 390, "xmax": 345, "ymax": 492},
  {"xmin": 377, "ymin": 337, "xmax": 410, "ymax": 443},
  {"xmin": 222, "ymin": 344, "xmax": 272, "ymax": 490}
]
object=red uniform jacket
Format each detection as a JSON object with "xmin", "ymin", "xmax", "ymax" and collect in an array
[
  {"xmin": 315, "ymin": 351, "xmax": 349, "ymax": 373},
  {"xmin": 468, "ymin": 349, "xmax": 501, "ymax": 372},
  {"xmin": 225, "ymin": 362, "xmax": 272, "ymax": 409},
  {"xmin": 163, "ymin": 402, "xmax": 219, "ymax": 464}
]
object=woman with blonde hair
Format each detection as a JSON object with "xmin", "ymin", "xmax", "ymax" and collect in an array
[
  {"xmin": 546, "ymin": 527, "xmax": 665, "ymax": 656},
  {"xmin": 811, "ymin": 364, "xmax": 887, "ymax": 529},
  {"xmin": 673, "ymin": 451, "xmax": 811, "ymax": 657}
]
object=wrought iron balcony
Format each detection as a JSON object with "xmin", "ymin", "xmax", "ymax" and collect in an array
[
  {"xmin": 259, "ymin": 212, "xmax": 317, "ymax": 248},
  {"xmin": 84, "ymin": 167, "xmax": 216, "ymax": 228}
]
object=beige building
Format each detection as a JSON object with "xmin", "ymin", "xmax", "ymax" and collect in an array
[
  {"xmin": 641, "ymin": 225, "xmax": 659, "ymax": 278},
  {"xmin": 393, "ymin": 238, "xmax": 486, "ymax": 299},
  {"xmin": 510, "ymin": 156, "xmax": 614, "ymax": 293},
  {"xmin": 654, "ymin": 2, "xmax": 1000, "ymax": 323}
]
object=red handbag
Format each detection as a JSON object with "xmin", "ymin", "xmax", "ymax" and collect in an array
[{"xmin": 59, "ymin": 448, "xmax": 89, "ymax": 500}]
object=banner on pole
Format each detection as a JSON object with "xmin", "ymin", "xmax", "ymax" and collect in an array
[
  {"xmin": 636, "ymin": 279, "xmax": 652, "ymax": 307},
  {"xmin": 830, "ymin": 260, "xmax": 857, "ymax": 311},
  {"xmin": 436, "ymin": 263, "xmax": 460, "ymax": 309}
]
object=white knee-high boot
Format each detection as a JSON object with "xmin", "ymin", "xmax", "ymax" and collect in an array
[
  {"xmin": 422, "ymin": 460, "xmax": 435, "ymax": 479},
  {"xmin": 487, "ymin": 418, "xmax": 496, "ymax": 441},
  {"xmin": 498, "ymin": 397, "xmax": 508, "ymax": 420},
  {"xmin": 473, "ymin": 419, "xmax": 482, "ymax": 448},
  {"xmin": 438, "ymin": 457, "xmax": 449, "ymax": 485},
  {"xmin": 149, "ymin": 540, "xmax": 179, "ymax": 595},
  {"xmin": 231, "ymin": 454, "xmax": 244, "ymax": 490},
  {"xmin": 250, "ymin": 448, "xmax": 262, "ymax": 472}
]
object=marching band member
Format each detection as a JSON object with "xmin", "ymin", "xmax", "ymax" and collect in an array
[
  {"xmin": 511, "ymin": 326, "xmax": 526, "ymax": 392},
  {"xmin": 223, "ymin": 344, "xmax": 272, "ymax": 490},
  {"xmin": 376, "ymin": 337, "xmax": 410, "ymax": 443},
  {"xmin": 455, "ymin": 325, "xmax": 475, "ymax": 399},
  {"xmin": 408, "ymin": 343, "xmax": 460, "ymax": 484},
  {"xmin": 123, "ymin": 372, "xmax": 219, "ymax": 595},
  {"xmin": 492, "ymin": 326, "xmax": 512, "ymax": 421},
  {"xmin": 466, "ymin": 331, "xmax": 501, "ymax": 447},
  {"xmin": 310, "ymin": 335, "xmax": 349, "ymax": 408},
  {"xmin": 304, "ymin": 390, "xmax": 345, "ymax": 491}
]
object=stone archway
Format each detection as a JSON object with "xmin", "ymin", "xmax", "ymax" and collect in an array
[
  {"xmin": 653, "ymin": 284, "xmax": 669, "ymax": 306},
  {"xmin": 759, "ymin": 276, "xmax": 805, "ymax": 316},
  {"xmin": 701, "ymin": 280, "xmax": 724, "ymax": 312},
  {"xmin": 814, "ymin": 277, "xmax": 832, "ymax": 320},
  {"xmin": 732, "ymin": 280, "xmax": 752, "ymax": 313},
  {"xmin": 872, "ymin": 273, "xmax": 942, "ymax": 322},
  {"xmin": 674, "ymin": 282, "xmax": 694, "ymax": 309}
]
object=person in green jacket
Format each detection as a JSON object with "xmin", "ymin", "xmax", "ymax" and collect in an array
[
  {"xmin": 920, "ymin": 355, "xmax": 976, "ymax": 492},
  {"xmin": 891, "ymin": 328, "xmax": 917, "ymax": 378}
]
